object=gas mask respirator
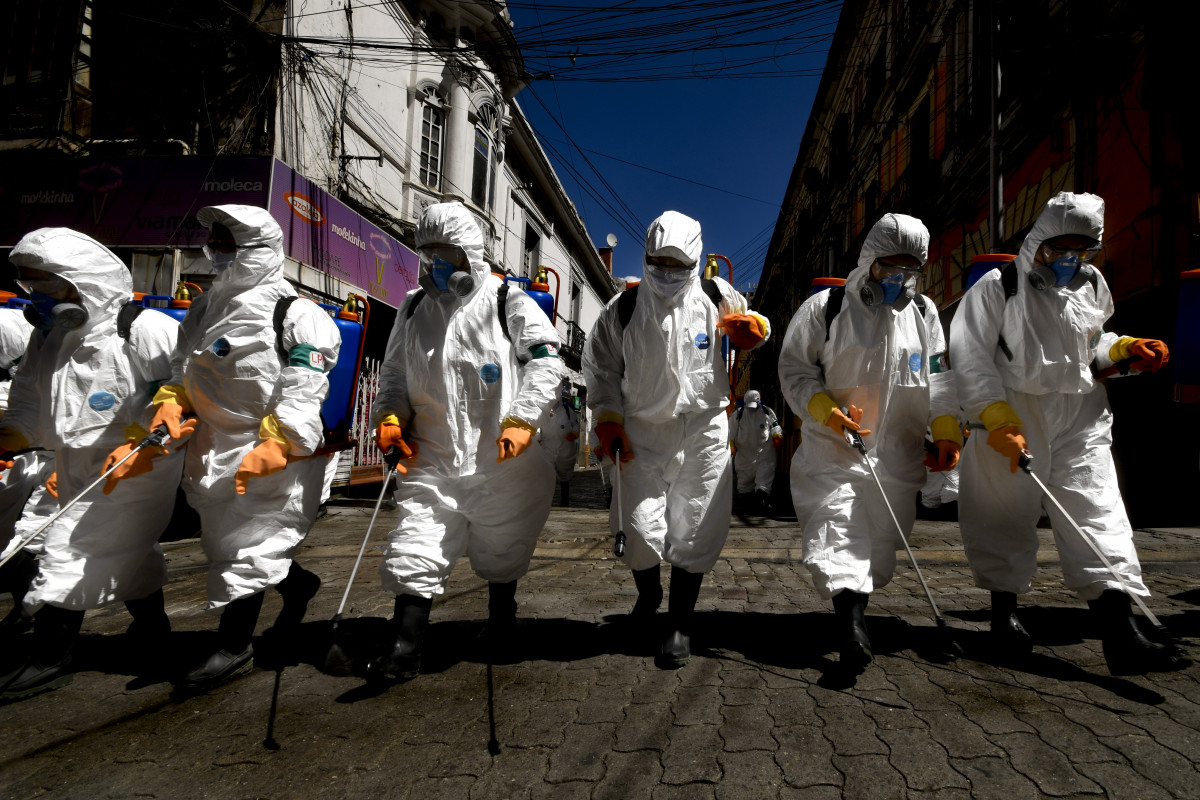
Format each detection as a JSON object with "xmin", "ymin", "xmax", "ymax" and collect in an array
[
  {"xmin": 860, "ymin": 263, "xmax": 920, "ymax": 311},
  {"xmin": 420, "ymin": 246, "xmax": 475, "ymax": 297},
  {"xmin": 1028, "ymin": 243, "xmax": 1100, "ymax": 293}
]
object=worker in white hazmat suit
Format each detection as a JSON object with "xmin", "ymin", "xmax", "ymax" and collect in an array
[
  {"xmin": 728, "ymin": 389, "xmax": 782, "ymax": 514},
  {"xmin": 368, "ymin": 202, "xmax": 562, "ymax": 682},
  {"xmin": 778, "ymin": 214, "xmax": 961, "ymax": 670},
  {"xmin": 539, "ymin": 379, "xmax": 581, "ymax": 506},
  {"xmin": 145, "ymin": 205, "xmax": 341, "ymax": 693},
  {"xmin": 0, "ymin": 228, "xmax": 185, "ymax": 701},
  {"xmin": 0, "ymin": 306, "xmax": 53, "ymax": 637},
  {"xmin": 950, "ymin": 191, "xmax": 1189, "ymax": 675},
  {"xmin": 583, "ymin": 210, "xmax": 771, "ymax": 668}
]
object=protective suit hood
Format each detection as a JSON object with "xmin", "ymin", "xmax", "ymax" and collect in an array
[
  {"xmin": 642, "ymin": 211, "xmax": 702, "ymax": 301},
  {"xmin": 197, "ymin": 205, "xmax": 286, "ymax": 294},
  {"xmin": 9, "ymin": 227, "xmax": 132, "ymax": 339},
  {"xmin": 414, "ymin": 202, "xmax": 490, "ymax": 300},
  {"xmin": 1013, "ymin": 191, "xmax": 1104, "ymax": 277},
  {"xmin": 846, "ymin": 213, "xmax": 929, "ymax": 304}
]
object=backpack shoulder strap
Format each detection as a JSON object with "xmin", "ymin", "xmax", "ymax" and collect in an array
[
  {"xmin": 1001, "ymin": 261, "xmax": 1019, "ymax": 299},
  {"xmin": 117, "ymin": 301, "xmax": 144, "ymax": 340},
  {"xmin": 273, "ymin": 295, "xmax": 299, "ymax": 355},
  {"xmin": 914, "ymin": 294, "xmax": 927, "ymax": 314},
  {"xmin": 823, "ymin": 286, "xmax": 845, "ymax": 343},
  {"xmin": 497, "ymin": 282, "xmax": 511, "ymax": 343},
  {"xmin": 701, "ymin": 277, "xmax": 720, "ymax": 308},
  {"xmin": 617, "ymin": 285, "xmax": 639, "ymax": 329},
  {"xmin": 403, "ymin": 289, "xmax": 426, "ymax": 321}
]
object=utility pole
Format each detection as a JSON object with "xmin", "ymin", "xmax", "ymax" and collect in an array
[{"xmin": 988, "ymin": 0, "xmax": 1003, "ymax": 250}]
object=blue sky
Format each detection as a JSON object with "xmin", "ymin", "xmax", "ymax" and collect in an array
[{"xmin": 506, "ymin": 1, "xmax": 840, "ymax": 293}]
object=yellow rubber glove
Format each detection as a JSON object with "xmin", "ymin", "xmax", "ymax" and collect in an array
[
  {"xmin": 235, "ymin": 438, "xmax": 290, "ymax": 495},
  {"xmin": 150, "ymin": 385, "xmax": 195, "ymax": 439},
  {"xmin": 46, "ymin": 472, "xmax": 58, "ymax": 498},
  {"xmin": 102, "ymin": 441, "xmax": 167, "ymax": 495},
  {"xmin": 374, "ymin": 414, "xmax": 412, "ymax": 474},
  {"xmin": 986, "ymin": 425, "xmax": 1028, "ymax": 474},
  {"xmin": 717, "ymin": 313, "xmax": 766, "ymax": 351},
  {"xmin": 595, "ymin": 421, "xmax": 633, "ymax": 463}
]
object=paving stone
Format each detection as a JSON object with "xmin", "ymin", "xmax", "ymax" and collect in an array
[
  {"xmin": 547, "ymin": 722, "xmax": 616, "ymax": 782},
  {"xmin": 1100, "ymin": 733, "xmax": 1200, "ymax": 797},
  {"xmin": 991, "ymin": 731, "xmax": 1102, "ymax": 796},
  {"xmin": 765, "ymin": 687, "xmax": 818, "ymax": 726},
  {"xmin": 715, "ymin": 750, "xmax": 787, "ymax": 799},
  {"xmin": 833, "ymin": 753, "xmax": 907, "ymax": 800},
  {"xmin": 1014, "ymin": 712, "xmax": 1122, "ymax": 764},
  {"xmin": 779, "ymin": 785, "xmax": 843, "ymax": 800},
  {"xmin": 672, "ymin": 686, "xmax": 724, "ymax": 725},
  {"xmin": 467, "ymin": 746, "xmax": 547, "ymax": 800},
  {"xmin": 720, "ymin": 704, "xmax": 776, "ymax": 752},
  {"xmin": 614, "ymin": 701, "xmax": 674, "ymax": 752},
  {"xmin": 918, "ymin": 709, "xmax": 1002, "ymax": 759},
  {"xmin": 1124, "ymin": 712, "xmax": 1200, "ymax": 763},
  {"xmin": 507, "ymin": 699, "xmax": 577, "ymax": 748},
  {"xmin": 1074, "ymin": 761, "xmax": 1174, "ymax": 800},
  {"xmin": 532, "ymin": 780, "xmax": 593, "ymax": 800},
  {"xmin": 652, "ymin": 783, "xmax": 718, "ymax": 800},
  {"xmin": 815, "ymin": 705, "xmax": 887, "ymax": 756},
  {"xmin": 593, "ymin": 749, "xmax": 664, "ymax": 800},
  {"xmin": 878, "ymin": 729, "xmax": 970, "ymax": 791},
  {"xmin": 950, "ymin": 755, "xmax": 1045, "ymax": 800},
  {"xmin": 773, "ymin": 725, "xmax": 841, "ymax": 788},
  {"xmin": 662, "ymin": 723, "xmax": 723, "ymax": 784}
]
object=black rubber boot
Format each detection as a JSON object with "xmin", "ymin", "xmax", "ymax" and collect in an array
[
  {"xmin": 560, "ymin": 482, "xmax": 570, "ymax": 507},
  {"xmin": 658, "ymin": 566, "xmax": 702, "ymax": 669},
  {"xmin": 269, "ymin": 561, "xmax": 321, "ymax": 634},
  {"xmin": 366, "ymin": 594, "xmax": 432, "ymax": 683},
  {"xmin": 832, "ymin": 589, "xmax": 872, "ymax": 671},
  {"xmin": 754, "ymin": 488, "xmax": 772, "ymax": 516},
  {"xmin": 124, "ymin": 588, "xmax": 171, "ymax": 645},
  {"xmin": 0, "ymin": 549, "xmax": 37, "ymax": 641},
  {"xmin": 1, "ymin": 604, "xmax": 85, "ymax": 702},
  {"xmin": 176, "ymin": 592, "xmax": 263, "ymax": 694},
  {"xmin": 479, "ymin": 581, "xmax": 520, "ymax": 662},
  {"xmin": 990, "ymin": 591, "xmax": 1032, "ymax": 657},
  {"xmin": 1088, "ymin": 589, "xmax": 1193, "ymax": 676},
  {"xmin": 630, "ymin": 566, "xmax": 663, "ymax": 619}
]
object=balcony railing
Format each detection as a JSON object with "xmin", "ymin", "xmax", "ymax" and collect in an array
[{"xmin": 561, "ymin": 320, "xmax": 586, "ymax": 360}]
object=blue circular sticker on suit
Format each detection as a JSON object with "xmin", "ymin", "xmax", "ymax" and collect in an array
[
  {"xmin": 480, "ymin": 363, "xmax": 501, "ymax": 383},
  {"xmin": 1088, "ymin": 330, "xmax": 1101, "ymax": 349},
  {"xmin": 212, "ymin": 338, "xmax": 231, "ymax": 357},
  {"xmin": 695, "ymin": 333, "xmax": 710, "ymax": 350},
  {"xmin": 909, "ymin": 353, "xmax": 923, "ymax": 372},
  {"xmin": 88, "ymin": 391, "xmax": 116, "ymax": 411}
]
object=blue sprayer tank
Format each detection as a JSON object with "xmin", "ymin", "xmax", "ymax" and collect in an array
[
  {"xmin": 966, "ymin": 254, "xmax": 1016, "ymax": 291},
  {"xmin": 503, "ymin": 275, "xmax": 555, "ymax": 323},
  {"xmin": 1175, "ymin": 270, "xmax": 1200, "ymax": 398},
  {"xmin": 316, "ymin": 299, "xmax": 365, "ymax": 441},
  {"xmin": 810, "ymin": 277, "xmax": 846, "ymax": 296}
]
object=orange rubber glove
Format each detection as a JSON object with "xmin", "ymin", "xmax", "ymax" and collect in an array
[
  {"xmin": 497, "ymin": 426, "xmax": 534, "ymax": 462},
  {"xmin": 45, "ymin": 472, "xmax": 58, "ymax": 498},
  {"xmin": 986, "ymin": 425, "xmax": 1028, "ymax": 474},
  {"xmin": 150, "ymin": 402, "xmax": 198, "ymax": 440},
  {"xmin": 565, "ymin": 432, "xmax": 579, "ymax": 442},
  {"xmin": 0, "ymin": 456, "xmax": 11, "ymax": 477},
  {"xmin": 772, "ymin": 435, "xmax": 783, "ymax": 449},
  {"xmin": 234, "ymin": 438, "xmax": 290, "ymax": 495},
  {"xmin": 717, "ymin": 314, "xmax": 766, "ymax": 351},
  {"xmin": 594, "ymin": 421, "xmax": 633, "ymax": 463},
  {"xmin": 375, "ymin": 419, "xmax": 413, "ymax": 474},
  {"xmin": 923, "ymin": 440, "xmax": 962, "ymax": 472},
  {"xmin": 102, "ymin": 441, "xmax": 167, "ymax": 495},
  {"xmin": 1129, "ymin": 339, "xmax": 1169, "ymax": 373},
  {"xmin": 824, "ymin": 404, "xmax": 872, "ymax": 439}
]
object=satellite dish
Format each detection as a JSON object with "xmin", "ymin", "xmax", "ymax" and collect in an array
[{"xmin": 606, "ymin": 233, "xmax": 618, "ymax": 248}]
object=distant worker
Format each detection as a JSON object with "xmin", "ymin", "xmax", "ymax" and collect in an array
[
  {"xmin": 584, "ymin": 210, "xmax": 771, "ymax": 668},
  {"xmin": 539, "ymin": 379, "xmax": 581, "ymax": 506},
  {"xmin": 951, "ymin": 191, "xmax": 1189, "ymax": 675},
  {"xmin": 0, "ymin": 228, "xmax": 186, "ymax": 701},
  {"xmin": 778, "ymin": 213, "xmax": 960, "ymax": 671},
  {"xmin": 368, "ymin": 202, "xmax": 562, "ymax": 682},
  {"xmin": 727, "ymin": 388, "xmax": 782, "ymax": 515}
]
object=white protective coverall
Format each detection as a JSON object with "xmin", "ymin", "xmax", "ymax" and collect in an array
[
  {"xmin": 778, "ymin": 214, "xmax": 958, "ymax": 598},
  {"xmin": 540, "ymin": 398, "xmax": 580, "ymax": 482},
  {"xmin": 0, "ymin": 307, "xmax": 55, "ymax": 557},
  {"xmin": 373, "ymin": 203, "xmax": 561, "ymax": 598},
  {"xmin": 728, "ymin": 391, "xmax": 782, "ymax": 494},
  {"xmin": 1, "ymin": 228, "xmax": 184, "ymax": 611},
  {"xmin": 583, "ymin": 211, "xmax": 770, "ymax": 573},
  {"xmin": 171, "ymin": 206, "xmax": 340, "ymax": 608},
  {"xmin": 950, "ymin": 192, "xmax": 1147, "ymax": 600}
]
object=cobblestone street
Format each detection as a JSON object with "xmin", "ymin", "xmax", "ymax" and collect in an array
[{"xmin": 2, "ymin": 467, "xmax": 1198, "ymax": 799}]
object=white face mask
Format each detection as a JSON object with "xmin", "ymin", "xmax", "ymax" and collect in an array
[
  {"xmin": 644, "ymin": 265, "xmax": 692, "ymax": 297},
  {"xmin": 203, "ymin": 244, "xmax": 237, "ymax": 274}
]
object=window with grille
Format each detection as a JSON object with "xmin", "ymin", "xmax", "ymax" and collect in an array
[{"xmin": 418, "ymin": 86, "xmax": 444, "ymax": 190}]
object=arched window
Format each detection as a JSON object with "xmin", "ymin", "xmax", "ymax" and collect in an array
[
  {"xmin": 471, "ymin": 102, "xmax": 498, "ymax": 211},
  {"xmin": 418, "ymin": 86, "xmax": 444, "ymax": 190}
]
